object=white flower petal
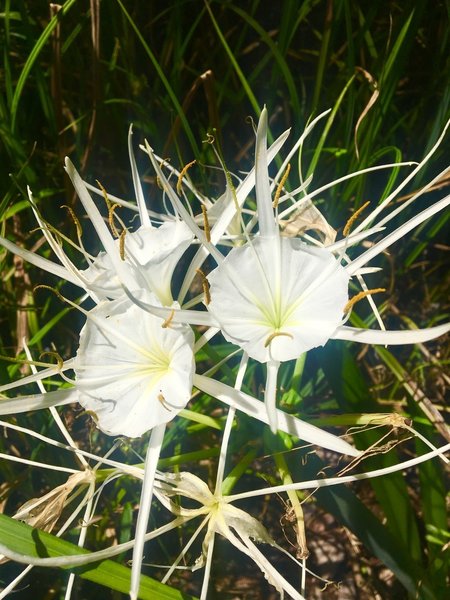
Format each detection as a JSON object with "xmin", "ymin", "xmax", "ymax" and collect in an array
[
  {"xmin": 334, "ymin": 323, "xmax": 450, "ymax": 344},
  {"xmin": 75, "ymin": 292, "xmax": 195, "ymax": 437},
  {"xmin": 0, "ymin": 389, "xmax": 77, "ymax": 415},
  {"xmin": 207, "ymin": 237, "xmax": 349, "ymax": 362},
  {"xmin": 194, "ymin": 374, "xmax": 360, "ymax": 456}
]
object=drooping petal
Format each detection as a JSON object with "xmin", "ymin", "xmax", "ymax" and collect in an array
[
  {"xmin": 130, "ymin": 424, "xmax": 165, "ymax": 600},
  {"xmin": 194, "ymin": 374, "xmax": 359, "ymax": 456},
  {"xmin": 74, "ymin": 292, "xmax": 195, "ymax": 437},
  {"xmin": 207, "ymin": 237, "xmax": 349, "ymax": 362}
]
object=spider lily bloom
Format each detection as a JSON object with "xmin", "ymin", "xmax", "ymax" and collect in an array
[
  {"xmin": 74, "ymin": 291, "xmax": 195, "ymax": 438},
  {"xmin": 153, "ymin": 471, "xmax": 306, "ymax": 600},
  {"xmin": 0, "ymin": 126, "xmax": 193, "ymax": 308},
  {"xmin": 146, "ymin": 107, "xmax": 449, "ymax": 433}
]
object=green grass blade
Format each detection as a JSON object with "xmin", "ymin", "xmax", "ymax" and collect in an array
[
  {"xmin": 0, "ymin": 514, "xmax": 197, "ymax": 599},
  {"xmin": 115, "ymin": 0, "xmax": 200, "ymax": 158},
  {"xmin": 204, "ymin": 1, "xmax": 260, "ymax": 118},
  {"xmin": 10, "ymin": 0, "xmax": 78, "ymax": 132}
]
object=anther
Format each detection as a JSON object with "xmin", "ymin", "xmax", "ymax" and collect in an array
[
  {"xmin": 34, "ymin": 284, "xmax": 65, "ymax": 303},
  {"xmin": 344, "ymin": 288, "xmax": 385, "ymax": 314},
  {"xmin": 119, "ymin": 229, "xmax": 126, "ymax": 260},
  {"xmin": 177, "ymin": 160, "xmax": 196, "ymax": 195},
  {"xmin": 83, "ymin": 409, "xmax": 99, "ymax": 424},
  {"xmin": 156, "ymin": 158, "xmax": 171, "ymax": 189},
  {"xmin": 273, "ymin": 163, "xmax": 291, "ymax": 209},
  {"xmin": 202, "ymin": 132, "xmax": 215, "ymax": 144},
  {"xmin": 264, "ymin": 331, "xmax": 294, "ymax": 347},
  {"xmin": 162, "ymin": 309, "xmax": 175, "ymax": 328},
  {"xmin": 96, "ymin": 180, "xmax": 110, "ymax": 208},
  {"xmin": 201, "ymin": 205, "xmax": 211, "ymax": 242},
  {"xmin": 158, "ymin": 392, "xmax": 172, "ymax": 411},
  {"xmin": 61, "ymin": 205, "xmax": 82, "ymax": 238},
  {"xmin": 196, "ymin": 268, "xmax": 211, "ymax": 305},
  {"xmin": 343, "ymin": 201, "xmax": 370, "ymax": 237},
  {"xmin": 108, "ymin": 203, "xmax": 121, "ymax": 238}
]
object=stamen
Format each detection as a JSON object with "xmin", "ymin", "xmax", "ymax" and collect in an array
[
  {"xmin": 39, "ymin": 351, "xmax": 64, "ymax": 371},
  {"xmin": 196, "ymin": 268, "xmax": 211, "ymax": 305},
  {"xmin": 264, "ymin": 331, "xmax": 294, "ymax": 348},
  {"xmin": 119, "ymin": 228, "xmax": 126, "ymax": 260},
  {"xmin": 96, "ymin": 179, "xmax": 110, "ymax": 208},
  {"xmin": 344, "ymin": 288, "xmax": 385, "ymax": 314},
  {"xmin": 202, "ymin": 132, "xmax": 215, "ymax": 144},
  {"xmin": 156, "ymin": 158, "xmax": 171, "ymax": 189},
  {"xmin": 176, "ymin": 159, "xmax": 196, "ymax": 195},
  {"xmin": 83, "ymin": 409, "xmax": 99, "ymax": 424},
  {"xmin": 61, "ymin": 205, "xmax": 82, "ymax": 239},
  {"xmin": 273, "ymin": 163, "xmax": 291, "ymax": 209},
  {"xmin": 201, "ymin": 205, "xmax": 211, "ymax": 242},
  {"xmin": 34, "ymin": 284, "xmax": 66, "ymax": 303},
  {"xmin": 343, "ymin": 201, "xmax": 370, "ymax": 236},
  {"xmin": 162, "ymin": 309, "xmax": 175, "ymax": 328},
  {"xmin": 157, "ymin": 392, "xmax": 171, "ymax": 411},
  {"xmin": 108, "ymin": 203, "xmax": 121, "ymax": 238}
]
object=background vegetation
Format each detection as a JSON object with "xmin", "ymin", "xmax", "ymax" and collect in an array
[{"xmin": 1, "ymin": 1, "xmax": 449, "ymax": 598}]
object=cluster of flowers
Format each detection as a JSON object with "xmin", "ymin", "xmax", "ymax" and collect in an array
[{"xmin": 0, "ymin": 108, "xmax": 449, "ymax": 599}]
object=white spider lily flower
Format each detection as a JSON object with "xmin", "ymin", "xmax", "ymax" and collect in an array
[
  {"xmin": 154, "ymin": 471, "xmax": 306, "ymax": 600},
  {"xmin": 0, "ymin": 126, "xmax": 193, "ymax": 309},
  {"xmin": 202, "ymin": 109, "xmax": 349, "ymax": 430},
  {"xmin": 207, "ymin": 238, "xmax": 349, "ymax": 364},
  {"xmin": 80, "ymin": 220, "xmax": 193, "ymax": 305},
  {"xmin": 74, "ymin": 291, "xmax": 195, "ymax": 438},
  {"xmin": 196, "ymin": 108, "xmax": 449, "ymax": 432}
]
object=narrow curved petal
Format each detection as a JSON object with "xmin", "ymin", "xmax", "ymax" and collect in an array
[
  {"xmin": 0, "ymin": 389, "xmax": 78, "ymax": 415},
  {"xmin": 194, "ymin": 374, "xmax": 360, "ymax": 457},
  {"xmin": 333, "ymin": 323, "xmax": 450, "ymax": 344}
]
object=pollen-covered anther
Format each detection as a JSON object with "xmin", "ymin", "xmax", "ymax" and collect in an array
[
  {"xmin": 343, "ymin": 201, "xmax": 370, "ymax": 237},
  {"xmin": 196, "ymin": 268, "xmax": 211, "ymax": 305},
  {"xmin": 176, "ymin": 159, "xmax": 196, "ymax": 195},
  {"xmin": 108, "ymin": 203, "xmax": 121, "ymax": 238},
  {"xmin": 273, "ymin": 163, "xmax": 291, "ymax": 209},
  {"xmin": 201, "ymin": 204, "xmax": 211, "ymax": 242},
  {"xmin": 96, "ymin": 179, "xmax": 111, "ymax": 209},
  {"xmin": 83, "ymin": 409, "xmax": 99, "ymax": 424},
  {"xmin": 61, "ymin": 205, "xmax": 82, "ymax": 239},
  {"xmin": 157, "ymin": 393, "xmax": 172, "ymax": 411},
  {"xmin": 344, "ymin": 287, "xmax": 386, "ymax": 314},
  {"xmin": 162, "ymin": 309, "xmax": 175, "ymax": 329},
  {"xmin": 264, "ymin": 331, "xmax": 294, "ymax": 348},
  {"xmin": 119, "ymin": 229, "xmax": 126, "ymax": 260}
]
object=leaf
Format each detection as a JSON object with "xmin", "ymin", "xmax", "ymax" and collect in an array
[{"xmin": 0, "ymin": 514, "xmax": 196, "ymax": 599}]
